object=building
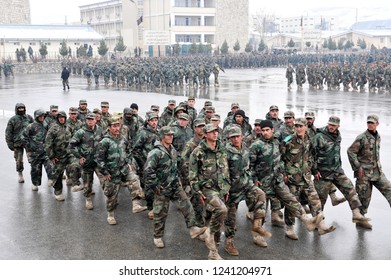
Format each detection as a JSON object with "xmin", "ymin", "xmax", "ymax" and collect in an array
[
  {"xmin": 277, "ymin": 15, "xmax": 340, "ymax": 33},
  {"xmin": 0, "ymin": 0, "xmax": 30, "ymax": 24}
]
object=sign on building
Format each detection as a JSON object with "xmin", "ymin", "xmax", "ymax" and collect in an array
[
  {"xmin": 302, "ymin": 29, "xmax": 321, "ymax": 41},
  {"xmin": 144, "ymin": 30, "xmax": 170, "ymax": 46}
]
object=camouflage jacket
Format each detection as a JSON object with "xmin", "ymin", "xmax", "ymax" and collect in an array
[
  {"xmin": 5, "ymin": 106, "xmax": 33, "ymax": 150},
  {"xmin": 68, "ymin": 125, "xmax": 104, "ymax": 168},
  {"xmin": 347, "ymin": 130, "xmax": 382, "ymax": 180},
  {"xmin": 181, "ymin": 135, "xmax": 203, "ymax": 186},
  {"xmin": 21, "ymin": 119, "xmax": 48, "ymax": 158},
  {"xmin": 281, "ymin": 133, "xmax": 314, "ymax": 185},
  {"xmin": 158, "ymin": 107, "xmax": 175, "ymax": 128},
  {"xmin": 144, "ymin": 141, "xmax": 180, "ymax": 195},
  {"xmin": 244, "ymin": 132, "xmax": 262, "ymax": 147},
  {"xmin": 249, "ymin": 136, "xmax": 285, "ymax": 188},
  {"xmin": 95, "ymin": 134, "xmax": 132, "ymax": 178},
  {"xmin": 65, "ymin": 118, "xmax": 83, "ymax": 137},
  {"xmin": 45, "ymin": 120, "xmax": 72, "ymax": 160},
  {"xmin": 232, "ymin": 119, "xmax": 252, "ymax": 137},
  {"xmin": 171, "ymin": 121, "xmax": 194, "ymax": 155},
  {"xmin": 265, "ymin": 112, "xmax": 283, "ymax": 132},
  {"xmin": 311, "ymin": 127, "xmax": 344, "ymax": 179},
  {"xmin": 189, "ymin": 139, "xmax": 230, "ymax": 196},
  {"xmin": 132, "ymin": 124, "xmax": 159, "ymax": 167},
  {"xmin": 276, "ymin": 123, "xmax": 295, "ymax": 142},
  {"xmin": 306, "ymin": 124, "xmax": 317, "ymax": 139}
]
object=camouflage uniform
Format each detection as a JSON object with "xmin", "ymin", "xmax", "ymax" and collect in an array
[
  {"xmin": 43, "ymin": 105, "xmax": 58, "ymax": 130},
  {"xmin": 158, "ymin": 102, "xmax": 176, "ymax": 128},
  {"xmin": 5, "ymin": 103, "xmax": 34, "ymax": 180},
  {"xmin": 347, "ymin": 115, "xmax": 391, "ymax": 215}
]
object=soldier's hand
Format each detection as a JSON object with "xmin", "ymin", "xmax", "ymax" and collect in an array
[
  {"xmin": 198, "ymin": 191, "xmax": 206, "ymax": 205},
  {"xmin": 314, "ymin": 172, "xmax": 321, "ymax": 181},
  {"xmin": 358, "ymin": 167, "xmax": 364, "ymax": 178},
  {"xmin": 283, "ymin": 175, "xmax": 289, "ymax": 184},
  {"xmin": 80, "ymin": 157, "xmax": 86, "ymax": 165},
  {"xmin": 105, "ymin": 174, "xmax": 111, "ymax": 181},
  {"xmin": 255, "ymin": 180, "xmax": 261, "ymax": 187}
]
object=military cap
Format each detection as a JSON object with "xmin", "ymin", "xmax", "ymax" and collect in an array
[
  {"xmin": 226, "ymin": 126, "xmax": 242, "ymax": 138},
  {"xmin": 204, "ymin": 101, "xmax": 213, "ymax": 107},
  {"xmin": 108, "ymin": 116, "xmax": 120, "ymax": 126},
  {"xmin": 34, "ymin": 109, "xmax": 46, "ymax": 118},
  {"xmin": 178, "ymin": 113, "xmax": 190, "ymax": 121},
  {"xmin": 50, "ymin": 105, "xmax": 58, "ymax": 111},
  {"xmin": 86, "ymin": 112, "xmax": 96, "ymax": 119},
  {"xmin": 211, "ymin": 114, "xmax": 221, "ymax": 121},
  {"xmin": 188, "ymin": 96, "xmax": 195, "ymax": 101},
  {"xmin": 284, "ymin": 111, "xmax": 295, "ymax": 118},
  {"xmin": 69, "ymin": 107, "xmax": 78, "ymax": 113},
  {"xmin": 146, "ymin": 111, "xmax": 159, "ymax": 121},
  {"xmin": 269, "ymin": 105, "xmax": 279, "ymax": 111},
  {"xmin": 168, "ymin": 99, "xmax": 176, "ymax": 105},
  {"xmin": 101, "ymin": 101, "xmax": 109, "ymax": 107},
  {"xmin": 203, "ymin": 123, "xmax": 218, "ymax": 133},
  {"xmin": 193, "ymin": 118, "xmax": 206, "ymax": 127},
  {"xmin": 151, "ymin": 105, "xmax": 160, "ymax": 111},
  {"xmin": 93, "ymin": 108, "xmax": 102, "ymax": 115},
  {"xmin": 175, "ymin": 106, "xmax": 186, "ymax": 114},
  {"xmin": 305, "ymin": 112, "xmax": 315, "ymax": 119},
  {"xmin": 159, "ymin": 126, "xmax": 174, "ymax": 138},
  {"xmin": 328, "ymin": 116, "xmax": 340, "ymax": 126},
  {"xmin": 56, "ymin": 111, "xmax": 67, "ymax": 118},
  {"xmin": 260, "ymin": 120, "xmax": 273, "ymax": 129},
  {"xmin": 205, "ymin": 106, "xmax": 215, "ymax": 113},
  {"xmin": 367, "ymin": 114, "xmax": 379, "ymax": 123},
  {"xmin": 254, "ymin": 119, "xmax": 262, "ymax": 125},
  {"xmin": 294, "ymin": 117, "xmax": 307, "ymax": 126},
  {"xmin": 231, "ymin": 102, "xmax": 240, "ymax": 109},
  {"xmin": 79, "ymin": 99, "xmax": 87, "ymax": 105}
]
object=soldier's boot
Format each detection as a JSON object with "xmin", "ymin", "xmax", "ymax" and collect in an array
[
  {"xmin": 285, "ymin": 225, "xmax": 298, "ymax": 240},
  {"xmin": 271, "ymin": 210, "xmax": 285, "ymax": 227},
  {"xmin": 196, "ymin": 232, "xmax": 207, "ymax": 242},
  {"xmin": 246, "ymin": 211, "xmax": 254, "ymax": 220},
  {"xmin": 251, "ymin": 231, "xmax": 267, "ymax": 248},
  {"xmin": 107, "ymin": 211, "xmax": 117, "ymax": 225},
  {"xmin": 317, "ymin": 220, "xmax": 337, "ymax": 235},
  {"xmin": 329, "ymin": 192, "xmax": 347, "ymax": 206},
  {"xmin": 189, "ymin": 226, "xmax": 207, "ymax": 239},
  {"xmin": 132, "ymin": 199, "xmax": 147, "ymax": 213},
  {"xmin": 85, "ymin": 197, "xmax": 93, "ymax": 210},
  {"xmin": 302, "ymin": 204, "xmax": 311, "ymax": 214},
  {"xmin": 356, "ymin": 219, "xmax": 373, "ymax": 230},
  {"xmin": 65, "ymin": 178, "xmax": 72, "ymax": 186},
  {"xmin": 55, "ymin": 193, "xmax": 65, "ymax": 201},
  {"xmin": 147, "ymin": 210, "xmax": 154, "ymax": 220},
  {"xmin": 300, "ymin": 211, "xmax": 323, "ymax": 232},
  {"xmin": 252, "ymin": 218, "xmax": 272, "ymax": 238},
  {"xmin": 204, "ymin": 228, "xmax": 223, "ymax": 260},
  {"xmin": 224, "ymin": 237, "xmax": 239, "ymax": 256},
  {"xmin": 18, "ymin": 172, "xmax": 24, "ymax": 183},
  {"xmin": 47, "ymin": 179, "xmax": 54, "ymax": 187},
  {"xmin": 153, "ymin": 238, "xmax": 165, "ymax": 248},
  {"xmin": 352, "ymin": 208, "xmax": 370, "ymax": 223},
  {"xmin": 71, "ymin": 185, "xmax": 83, "ymax": 192},
  {"xmin": 31, "ymin": 184, "xmax": 39, "ymax": 191}
]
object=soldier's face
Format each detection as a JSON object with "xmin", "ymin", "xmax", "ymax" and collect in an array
[
  {"xmin": 179, "ymin": 118, "xmax": 189, "ymax": 128},
  {"xmin": 101, "ymin": 106, "xmax": 109, "ymax": 113},
  {"xmin": 162, "ymin": 134, "xmax": 174, "ymax": 145},
  {"xmin": 168, "ymin": 104, "xmax": 176, "ymax": 110},
  {"xmin": 261, "ymin": 127, "xmax": 274, "ymax": 139},
  {"xmin": 58, "ymin": 116, "xmax": 66, "ymax": 124},
  {"xmin": 235, "ymin": 115, "xmax": 244, "ymax": 124},
  {"xmin": 86, "ymin": 118, "xmax": 97, "ymax": 129},
  {"xmin": 229, "ymin": 135, "xmax": 242, "ymax": 148},
  {"xmin": 148, "ymin": 118, "xmax": 158, "ymax": 129},
  {"xmin": 69, "ymin": 112, "xmax": 77, "ymax": 121},
  {"xmin": 269, "ymin": 109, "xmax": 278, "ymax": 118},
  {"xmin": 367, "ymin": 121, "xmax": 379, "ymax": 132},
  {"xmin": 188, "ymin": 100, "xmax": 195, "ymax": 107},
  {"xmin": 306, "ymin": 117, "xmax": 314, "ymax": 126},
  {"xmin": 108, "ymin": 123, "xmax": 121, "ymax": 137},
  {"xmin": 231, "ymin": 106, "xmax": 239, "ymax": 113},
  {"xmin": 194, "ymin": 125, "xmax": 205, "ymax": 137},
  {"xmin": 295, "ymin": 124, "xmax": 307, "ymax": 137},
  {"xmin": 80, "ymin": 104, "xmax": 87, "ymax": 110},
  {"xmin": 95, "ymin": 113, "xmax": 102, "ymax": 121},
  {"xmin": 284, "ymin": 117, "xmax": 294, "ymax": 125},
  {"xmin": 37, "ymin": 115, "xmax": 45, "ymax": 122},
  {"xmin": 327, "ymin": 124, "xmax": 339, "ymax": 133},
  {"xmin": 211, "ymin": 120, "xmax": 220, "ymax": 127},
  {"xmin": 205, "ymin": 130, "xmax": 218, "ymax": 142},
  {"xmin": 254, "ymin": 124, "xmax": 261, "ymax": 134}
]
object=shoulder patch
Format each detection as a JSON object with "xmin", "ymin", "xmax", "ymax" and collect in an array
[{"xmin": 283, "ymin": 135, "xmax": 293, "ymax": 143}]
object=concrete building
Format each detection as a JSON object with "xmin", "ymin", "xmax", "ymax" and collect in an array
[
  {"xmin": 277, "ymin": 15, "xmax": 340, "ymax": 33},
  {"xmin": 0, "ymin": 0, "xmax": 30, "ymax": 24}
]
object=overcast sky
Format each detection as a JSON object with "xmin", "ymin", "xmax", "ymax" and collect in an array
[{"xmin": 30, "ymin": 0, "xmax": 389, "ymax": 28}]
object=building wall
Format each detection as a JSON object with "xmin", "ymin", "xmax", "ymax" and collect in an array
[
  {"xmin": 0, "ymin": 0, "xmax": 30, "ymax": 24},
  {"xmin": 277, "ymin": 16, "xmax": 339, "ymax": 33}
]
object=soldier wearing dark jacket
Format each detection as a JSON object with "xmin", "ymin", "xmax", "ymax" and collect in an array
[
  {"xmin": 5, "ymin": 103, "xmax": 34, "ymax": 183},
  {"xmin": 61, "ymin": 67, "xmax": 70, "ymax": 90}
]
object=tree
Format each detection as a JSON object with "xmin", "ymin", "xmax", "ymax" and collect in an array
[
  {"xmin": 114, "ymin": 36, "xmax": 127, "ymax": 52},
  {"xmin": 245, "ymin": 42, "xmax": 253, "ymax": 53},
  {"xmin": 287, "ymin": 38, "xmax": 295, "ymax": 48},
  {"xmin": 173, "ymin": 42, "xmax": 181, "ymax": 56},
  {"xmin": 189, "ymin": 42, "xmax": 198, "ymax": 55},
  {"xmin": 221, "ymin": 40, "xmax": 229, "ymax": 54},
  {"xmin": 328, "ymin": 37, "xmax": 337, "ymax": 50},
  {"xmin": 252, "ymin": 9, "xmax": 276, "ymax": 38},
  {"xmin": 322, "ymin": 39, "xmax": 328, "ymax": 49},
  {"xmin": 344, "ymin": 40, "xmax": 353, "ymax": 50},
  {"xmin": 59, "ymin": 40, "xmax": 68, "ymax": 57},
  {"xmin": 233, "ymin": 40, "xmax": 240, "ymax": 52},
  {"xmin": 39, "ymin": 43, "xmax": 48, "ymax": 59},
  {"xmin": 337, "ymin": 38, "xmax": 346, "ymax": 50},
  {"xmin": 359, "ymin": 38, "xmax": 367, "ymax": 50},
  {"xmin": 305, "ymin": 41, "xmax": 311, "ymax": 48},
  {"xmin": 98, "ymin": 40, "xmax": 109, "ymax": 57},
  {"xmin": 198, "ymin": 43, "xmax": 205, "ymax": 55},
  {"xmin": 258, "ymin": 39, "xmax": 267, "ymax": 52},
  {"xmin": 77, "ymin": 46, "xmax": 87, "ymax": 57}
]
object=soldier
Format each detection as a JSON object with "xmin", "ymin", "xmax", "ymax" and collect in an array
[
  {"xmin": 77, "ymin": 99, "xmax": 90, "ymax": 123},
  {"xmin": 244, "ymin": 118, "xmax": 263, "ymax": 147},
  {"xmin": 189, "ymin": 123, "xmax": 230, "ymax": 260},
  {"xmin": 45, "ymin": 111, "xmax": 79, "ymax": 201},
  {"xmin": 100, "ymin": 101, "xmax": 112, "ymax": 128},
  {"xmin": 224, "ymin": 125, "xmax": 271, "ymax": 255},
  {"xmin": 305, "ymin": 111, "xmax": 317, "ymax": 138},
  {"xmin": 171, "ymin": 113, "xmax": 193, "ymax": 156},
  {"xmin": 43, "ymin": 105, "xmax": 59, "ymax": 130},
  {"xmin": 197, "ymin": 100, "xmax": 213, "ymax": 119},
  {"xmin": 150, "ymin": 105, "xmax": 160, "ymax": 115},
  {"xmin": 144, "ymin": 126, "xmax": 207, "ymax": 248},
  {"xmin": 276, "ymin": 110, "xmax": 295, "ymax": 141},
  {"xmin": 281, "ymin": 118, "xmax": 336, "ymax": 240},
  {"xmin": 61, "ymin": 66, "xmax": 70, "ymax": 90},
  {"xmin": 21, "ymin": 109, "xmax": 52, "ymax": 191},
  {"xmin": 5, "ymin": 103, "xmax": 34, "ymax": 183},
  {"xmin": 223, "ymin": 102, "xmax": 240, "ymax": 129},
  {"xmin": 186, "ymin": 96, "xmax": 198, "ymax": 123},
  {"xmin": 296, "ymin": 63, "xmax": 306, "ymax": 89},
  {"xmin": 285, "ymin": 64, "xmax": 295, "ymax": 89},
  {"xmin": 159, "ymin": 100, "xmax": 176, "ymax": 128},
  {"xmin": 212, "ymin": 63, "xmax": 224, "ymax": 86},
  {"xmin": 265, "ymin": 105, "xmax": 283, "ymax": 132},
  {"xmin": 347, "ymin": 114, "xmax": 391, "ymax": 229},
  {"xmin": 203, "ymin": 106, "xmax": 215, "ymax": 125},
  {"xmin": 249, "ymin": 120, "xmax": 322, "ymax": 232},
  {"xmin": 231, "ymin": 109, "xmax": 252, "ymax": 138},
  {"xmin": 312, "ymin": 116, "xmax": 370, "ymax": 224}
]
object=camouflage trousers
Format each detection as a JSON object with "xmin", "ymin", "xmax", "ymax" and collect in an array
[
  {"xmin": 103, "ymin": 172, "xmax": 134, "ymax": 212},
  {"xmin": 314, "ymin": 173, "xmax": 362, "ymax": 210},
  {"xmin": 13, "ymin": 147, "xmax": 25, "ymax": 172},
  {"xmin": 153, "ymin": 187, "xmax": 196, "ymax": 238},
  {"xmin": 202, "ymin": 188, "xmax": 228, "ymax": 235},
  {"xmin": 355, "ymin": 173, "xmax": 391, "ymax": 215},
  {"xmin": 258, "ymin": 182, "xmax": 282, "ymax": 212},
  {"xmin": 190, "ymin": 192, "xmax": 205, "ymax": 227},
  {"xmin": 82, "ymin": 165, "xmax": 105, "ymax": 198},
  {"xmin": 50, "ymin": 156, "xmax": 80, "ymax": 195},
  {"xmin": 26, "ymin": 153, "xmax": 52, "ymax": 186},
  {"xmin": 285, "ymin": 181, "xmax": 322, "ymax": 226},
  {"xmin": 224, "ymin": 185, "xmax": 266, "ymax": 238}
]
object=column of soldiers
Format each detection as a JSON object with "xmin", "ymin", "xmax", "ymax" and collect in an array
[{"xmin": 5, "ymin": 97, "xmax": 391, "ymax": 260}]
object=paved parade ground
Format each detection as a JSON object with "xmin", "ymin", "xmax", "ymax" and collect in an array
[{"xmin": 1, "ymin": 68, "xmax": 391, "ymax": 262}]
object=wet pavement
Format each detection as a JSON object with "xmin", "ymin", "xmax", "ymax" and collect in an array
[{"xmin": 0, "ymin": 69, "xmax": 391, "ymax": 260}]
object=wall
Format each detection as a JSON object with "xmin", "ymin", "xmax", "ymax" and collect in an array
[{"xmin": 7, "ymin": 61, "xmax": 63, "ymax": 75}]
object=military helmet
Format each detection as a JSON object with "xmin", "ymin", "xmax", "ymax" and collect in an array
[
  {"xmin": 159, "ymin": 126, "xmax": 174, "ymax": 139},
  {"xmin": 226, "ymin": 125, "xmax": 242, "ymax": 138},
  {"xmin": 34, "ymin": 109, "xmax": 46, "ymax": 119},
  {"xmin": 56, "ymin": 111, "xmax": 67, "ymax": 118}
]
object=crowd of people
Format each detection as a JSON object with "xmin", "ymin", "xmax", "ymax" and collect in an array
[{"xmin": 5, "ymin": 96, "xmax": 391, "ymax": 260}]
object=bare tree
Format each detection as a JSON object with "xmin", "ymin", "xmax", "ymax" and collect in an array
[{"xmin": 252, "ymin": 9, "xmax": 277, "ymax": 38}]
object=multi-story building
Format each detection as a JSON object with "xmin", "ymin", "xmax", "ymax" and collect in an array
[
  {"xmin": 277, "ymin": 15, "xmax": 340, "ymax": 33},
  {"xmin": 0, "ymin": 0, "xmax": 30, "ymax": 24}
]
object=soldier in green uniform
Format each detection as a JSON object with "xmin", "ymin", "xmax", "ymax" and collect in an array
[
  {"xmin": 100, "ymin": 101, "xmax": 112, "ymax": 129},
  {"xmin": 347, "ymin": 114, "xmax": 391, "ymax": 229},
  {"xmin": 285, "ymin": 64, "xmax": 295, "ymax": 89},
  {"xmin": 43, "ymin": 105, "xmax": 59, "ymax": 130},
  {"xmin": 265, "ymin": 105, "xmax": 283, "ymax": 133},
  {"xmin": 158, "ymin": 100, "xmax": 176, "ymax": 128}
]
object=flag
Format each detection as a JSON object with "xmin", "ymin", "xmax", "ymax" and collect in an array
[
  {"xmin": 300, "ymin": 16, "xmax": 303, "ymax": 27},
  {"xmin": 137, "ymin": 16, "xmax": 143, "ymax": 25}
]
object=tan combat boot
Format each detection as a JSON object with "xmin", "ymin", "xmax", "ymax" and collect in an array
[
  {"xmin": 132, "ymin": 199, "xmax": 147, "ymax": 213},
  {"xmin": 204, "ymin": 228, "xmax": 223, "ymax": 260},
  {"xmin": 317, "ymin": 220, "xmax": 337, "ymax": 235},
  {"xmin": 246, "ymin": 211, "xmax": 254, "ymax": 220},
  {"xmin": 285, "ymin": 225, "xmax": 298, "ymax": 240},
  {"xmin": 329, "ymin": 192, "xmax": 347, "ymax": 206},
  {"xmin": 352, "ymin": 208, "xmax": 370, "ymax": 223},
  {"xmin": 31, "ymin": 184, "xmax": 38, "ymax": 191},
  {"xmin": 55, "ymin": 193, "xmax": 65, "ymax": 201},
  {"xmin": 189, "ymin": 226, "xmax": 207, "ymax": 239},
  {"xmin": 107, "ymin": 211, "xmax": 117, "ymax": 225},
  {"xmin": 224, "ymin": 237, "xmax": 239, "ymax": 256},
  {"xmin": 154, "ymin": 238, "xmax": 165, "ymax": 248},
  {"xmin": 300, "ymin": 212, "xmax": 323, "ymax": 231},
  {"xmin": 147, "ymin": 210, "xmax": 154, "ymax": 220},
  {"xmin": 271, "ymin": 210, "xmax": 285, "ymax": 226},
  {"xmin": 252, "ymin": 218, "xmax": 272, "ymax": 238},
  {"xmin": 356, "ymin": 219, "xmax": 373, "ymax": 230},
  {"xmin": 252, "ymin": 231, "xmax": 267, "ymax": 248},
  {"xmin": 18, "ymin": 172, "xmax": 24, "ymax": 183},
  {"xmin": 71, "ymin": 185, "xmax": 83, "ymax": 192},
  {"xmin": 85, "ymin": 197, "xmax": 93, "ymax": 210}
]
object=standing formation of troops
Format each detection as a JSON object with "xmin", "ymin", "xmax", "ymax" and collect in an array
[{"xmin": 5, "ymin": 96, "xmax": 391, "ymax": 260}]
